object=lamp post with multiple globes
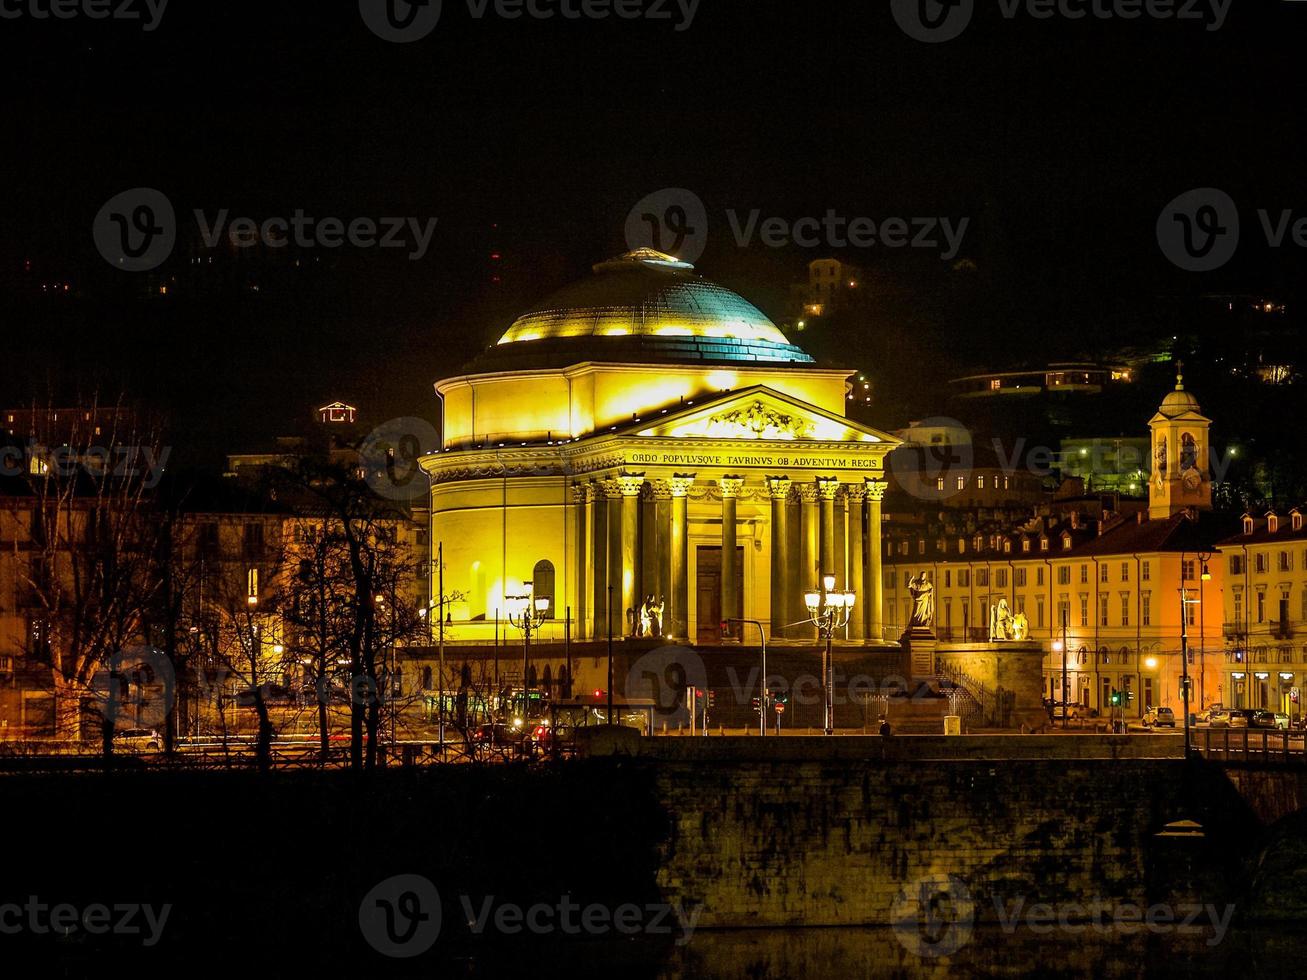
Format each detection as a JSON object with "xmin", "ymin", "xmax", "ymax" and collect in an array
[
  {"xmin": 804, "ymin": 573, "xmax": 855, "ymax": 736},
  {"xmin": 506, "ymin": 591, "xmax": 550, "ymax": 727}
]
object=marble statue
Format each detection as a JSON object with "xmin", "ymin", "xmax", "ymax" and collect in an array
[{"xmin": 907, "ymin": 573, "xmax": 935, "ymax": 628}]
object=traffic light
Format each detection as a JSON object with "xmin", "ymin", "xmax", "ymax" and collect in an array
[
  {"xmin": 707, "ymin": 690, "xmax": 716, "ymax": 708},
  {"xmin": 751, "ymin": 697, "xmax": 762, "ymax": 713},
  {"xmin": 1109, "ymin": 690, "xmax": 1122, "ymax": 707},
  {"xmin": 1126, "ymin": 690, "xmax": 1135, "ymax": 705}
]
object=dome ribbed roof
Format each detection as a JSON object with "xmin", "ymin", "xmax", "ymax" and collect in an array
[
  {"xmin": 486, "ymin": 250, "xmax": 813, "ymax": 366},
  {"xmin": 1158, "ymin": 364, "xmax": 1201, "ymax": 417}
]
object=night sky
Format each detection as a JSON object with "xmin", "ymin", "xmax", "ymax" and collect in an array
[{"xmin": 2, "ymin": 0, "xmax": 1302, "ymax": 468}]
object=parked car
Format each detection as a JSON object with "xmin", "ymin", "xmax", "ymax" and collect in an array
[
  {"xmin": 1143, "ymin": 706, "xmax": 1176, "ymax": 728},
  {"xmin": 1202, "ymin": 709, "xmax": 1247, "ymax": 728},
  {"xmin": 1196, "ymin": 705, "xmax": 1224, "ymax": 725},
  {"xmin": 113, "ymin": 728, "xmax": 162, "ymax": 753},
  {"xmin": 470, "ymin": 722, "xmax": 529, "ymax": 757},
  {"xmin": 1251, "ymin": 710, "xmax": 1291, "ymax": 731},
  {"xmin": 1043, "ymin": 700, "xmax": 1086, "ymax": 720}
]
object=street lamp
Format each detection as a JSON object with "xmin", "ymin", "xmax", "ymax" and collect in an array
[
  {"xmin": 1052, "ymin": 608, "xmax": 1069, "ymax": 727},
  {"xmin": 804, "ymin": 573, "xmax": 855, "ymax": 736},
  {"xmin": 506, "ymin": 591, "xmax": 550, "ymax": 727},
  {"xmin": 1179, "ymin": 586, "xmax": 1202, "ymax": 758}
]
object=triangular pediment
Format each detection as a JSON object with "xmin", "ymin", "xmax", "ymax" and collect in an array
[{"xmin": 628, "ymin": 386, "xmax": 900, "ymax": 445}]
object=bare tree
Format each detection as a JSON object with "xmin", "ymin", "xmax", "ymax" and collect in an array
[{"xmin": 4, "ymin": 398, "xmax": 167, "ymax": 756}]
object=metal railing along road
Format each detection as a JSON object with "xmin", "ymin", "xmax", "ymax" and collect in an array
[{"xmin": 1193, "ymin": 726, "xmax": 1307, "ymax": 764}]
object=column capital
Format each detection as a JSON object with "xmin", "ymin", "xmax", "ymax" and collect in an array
[
  {"xmin": 572, "ymin": 483, "xmax": 592, "ymax": 503},
  {"xmin": 844, "ymin": 483, "xmax": 867, "ymax": 504},
  {"xmin": 719, "ymin": 475, "xmax": 745, "ymax": 498},
  {"xmin": 766, "ymin": 475, "xmax": 792, "ymax": 500},
  {"xmin": 796, "ymin": 483, "xmax": 819, "ymax": 503},
  {"xmin": 597, "ymin": 478, "xmax": 623, "ymax": 499},
  {"xmin": 616, "ymin": 473, "xmax": 646, "ymax": 497},
  {"xmin": 668, "ymin": 474, "xmax": 695, "ymax": 497},
  {"xmin": 816, "ymin": 476, "xmax": 840, "ymax": 500},
  {"xmin": 645, "ymin": 479, "xmax": 673, "ymax": 500},
  {"xmin": 865, "ymin": 478, "xmax": 888, "ymax": 502}
]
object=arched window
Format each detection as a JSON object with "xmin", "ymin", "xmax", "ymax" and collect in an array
[
  {"xmin": 532, "ymin": 560, "xmax": 556, "ymax": 620},
  {"xmin": 1180, "ymin": 433, "xmax": 1198, "ymax": 471},
  {"xmin": 542, "ymin": 664, "xmax": 553, "ymax": 694},
  {"xmin": 559, "ymin": 664, "xmax": 572, "ymax": 699},
  {"xmin": 527, "ymin": 664, "xmax": 538, "ymax": 689}
]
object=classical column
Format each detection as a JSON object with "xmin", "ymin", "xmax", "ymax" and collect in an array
[
  {"xmin": 592, "ymin": 479, "xmax": 613, "ymax": 639},
  {"xmin": 797, "ymin": 483, "xmax": 819, "ymax": 636},
  {"xmin": 642, "ymin": 480, "xmax": 670, "ymax": 625},
  {"xmin": 866, "ymin": 479, "xmax": 887, "ymax": 642},
  {"xmin": 817, "ymin": 476, "xmax": 839, "ymax": 583},
  {"xmin": 719, "ymin": 476, "xmax": 744, "ymax": 641},
  {"xmin": 616, "ymin": 473, "xmax": 645, "ymax": 636},
  {"xmin": 572, "ymin": 483, "xmax": 591, "ymax": 639},
  {"xmin": 845, "ymin": 482, "xmax": 867, "ymax": 640},
  {"xmin": 667, "ymin": 475, "xmax": 694, "ymax": 642},
  {"xmin": 766, "ymin": 476, "xmax": 792, "ymax": 640}
]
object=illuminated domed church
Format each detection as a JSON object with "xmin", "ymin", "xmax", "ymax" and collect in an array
[{"xmin": 421, "ymin": 249, "xmax": 899, "ymax": 645}]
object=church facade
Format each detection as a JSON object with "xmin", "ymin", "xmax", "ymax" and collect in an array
[{"xmin": 420, "ymin": 250, "xmax": 900, "ymax": 645}]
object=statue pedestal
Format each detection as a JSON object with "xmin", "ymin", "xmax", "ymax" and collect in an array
[{"xmin": 899, "ymin": 630, "xmax": 937, "ymax": 678}]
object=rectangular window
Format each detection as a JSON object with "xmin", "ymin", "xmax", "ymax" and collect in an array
[
  {"xmin": 1037, "ymin": 567, "xmax": 1045, "ymax": 587},
  {"xmin": 1120, "ymin": 593, "xmax": 1130, "ymax": 627},
  {"xmin": 1015, "ymin": 567, "xmax": 1027, "ymax": 588},
  {"xmin": 1257, "ymin": 591, "xmax": 1266, "ymax": 623},
  {"xmin": 1182, "ymin": 559, "xmax": 1195, "ymax": 581},
  {"xmin": 1058, "ymin": 566, "xmax": 1070, "ymax": 586},
  {"xmin": 956, "ymin": 476, "xmax": 965, "ymax": 491},
  {"xmin": 1098, "ymin": 593, "xmax": 1108, "ymax": 627},
  {"xmin": 1229, "ymin": 555, "xmax": 1244, "ymax": 576},
  {"xmin": 943, "ymin": 599, "xmax": 952, "ymax": 627},
  {"xmin": 1233, "ymin": 591, "xmax": 1243, "ymax": 626},
  {"xmin": 936, "ymin": 477, "xmax": 945, "ymax": 491},
  {"xmin": 996, "ymin": 568, "xmax": 1008, "ymax": 588},
  {"xmin": 1142, "ymin": 592, "xmax": 1151, "ymax": 627},
  {"xmin": 944, "ymin": 569, "xmax": 952, "ymax": 588},
  {"xmin": 959, "ymin": 570, "xmax": 970, "ymax": 587},
  {"xmin": 976, "ymin": 569, "xmax": 990, "ymax": 587},
  {"xmin": 1058, "ymin": 598, "xmax": 1071, "ymax": 630},
  {"xmin": 1121, "ymin": 562, "xmax": 1130, "ymax": 582},
  {"xmin": 1186, "ymin": 602, "xmax": 1196, "ymax": 627},
  {"xmin": 961, "ymin": 599, "xmax": 970, "ymax": 627},
  {"xmin": 1100, "ymin": 563, "xmax": 1109, "ymax": 583},
  {"xmin": 1279, "ymin": 551, "xmax": 1292, "ymax": 572},
  {"xmin": 1255, "ymin": 553, "xmax": 1268, "ymax": 574},
  {"xmin": 1081, "ymin": 565, "xmax": 1089, "ymax": 584},
  {"xmin": 1080, "ymin": 594, "xmax": 1090, "ymax": 627},
  {"xmin": 1037, "ymin": 597, "xmax": 1046, "ymax": 628},
  {"xmin": 1142, "ymin": 561, "xmax": 1151, "ymax": 581},
  {"xmin": 977, "ymin": 475, "xmax": 985, "ymax": 489}
]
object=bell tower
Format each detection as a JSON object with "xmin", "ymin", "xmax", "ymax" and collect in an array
[{"xmin": 1148, "ymin": 361, "xmax": 1212, "ymax": 520}]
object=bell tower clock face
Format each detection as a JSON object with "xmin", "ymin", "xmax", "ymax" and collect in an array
[{"xmin": 1182, "ymin": 468, "xmax": 1201, "ymax": 492}]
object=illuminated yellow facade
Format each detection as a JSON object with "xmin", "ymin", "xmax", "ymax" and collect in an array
[{"xmin": 422, "ymin": 250, "xmax": 900, "ymax": 644}]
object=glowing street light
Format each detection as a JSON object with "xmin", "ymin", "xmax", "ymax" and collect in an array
[{"xmin": 804, "ymin": 572, "xmax": 855, "ymax": 735}]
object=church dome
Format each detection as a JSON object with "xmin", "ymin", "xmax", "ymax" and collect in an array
[
  {"xmin": 1158, "ymin": 365, "xmax": 1201, "ymax": 417},
  {"xmin": 481, "ymin": 249, "xmax": 814, "ymax": 368}
]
